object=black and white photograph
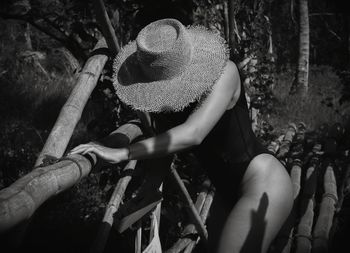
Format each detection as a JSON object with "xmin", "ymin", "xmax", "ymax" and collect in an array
[{"xmin": 0, "ymin": 0, "xmax": 349, "ymax": 252}]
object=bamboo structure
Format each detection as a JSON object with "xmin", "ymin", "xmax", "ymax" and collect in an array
[
  {"xmin": 270, "ymin": 122, "xmax": 345, "ymax": 253},
  {"xmin": 267, "ymin": 134, "xmax": 285, "ymax": 154},
  {"xmin": 312, "ymin": 163, "xmax": 338, "ymax": 253},
  {"xmin": 165, "ymin": 180, "xmax": 212, "ymax": 253},
  {"xmin": 295, "ymin": 158, "xmax": 318, "ymax": 253},
  {"xmin": 35, "ymin": 38, "xmax": 108, "ymax": 166},
  {"xmin": 183, "ymin": 186, "xmax": 214, "ymax": 253},
  {"xmin": 277, "ymin": 123, "xmax": 297, "ymax": 159},
  {"xmin": 0, "ymin": 123, "xmax": 142, "ymax": 233},
  {"xmin": 270, "ymin": 125, "xmax": 301, "ymax": 253},
  {"xmin": 0, "ymin": 91, "xmax": 346, "ymax": 253},
  {"xmin": 90, "ymin": 160, "xmax": 137, "ymax": 253},
  {"xmin": 169, "ymin": 164, "xmax": 208, "ymax": 242},
  {"xmin": 91, "ymin": 0, "xmax": 120, "ymax": 55}
]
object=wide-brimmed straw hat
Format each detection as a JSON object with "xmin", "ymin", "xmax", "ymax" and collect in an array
[{"xmin": 113, "ymin": 18, "xmax": 229, "ymax": 113}]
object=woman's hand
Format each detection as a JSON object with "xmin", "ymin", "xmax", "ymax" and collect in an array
[{"xmin": 68, "ymin": 142, "xmax": 129, "ymax": 164}]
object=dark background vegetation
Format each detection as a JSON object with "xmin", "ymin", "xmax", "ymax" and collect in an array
[{"xmin": 0, "ymin": 0, "xmax": 350, "ymax": 252}]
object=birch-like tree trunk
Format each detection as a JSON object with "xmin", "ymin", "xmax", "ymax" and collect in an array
[
  {"xmin": 291, "ymin": 0, "xmax": 310, "ymax": 96},
  {"xmin": 227, "ymin": 0, "xmax": 240, "ymax": 60}
]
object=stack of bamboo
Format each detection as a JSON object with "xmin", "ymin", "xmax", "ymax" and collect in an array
[{"xmin": 268, "ymin": 122, "xmax": 348, "ymax": 253}]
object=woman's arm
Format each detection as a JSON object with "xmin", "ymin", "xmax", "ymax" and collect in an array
[
  {"xmin": 129, "ymin": 60, "xmax": 241, "ymax": 159},
  {"xmin": 69, "ymin": 61, "xmax": 241, "ymax": 163}
]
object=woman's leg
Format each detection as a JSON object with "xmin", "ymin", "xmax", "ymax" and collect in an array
[{"xmin": 217, "ymin": 154, "xmax": 293, "ymax": 253}]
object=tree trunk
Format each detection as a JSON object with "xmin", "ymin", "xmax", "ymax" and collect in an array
[
  {"xmin": 348, "ymin": 16, "xmax": 350, "ymax": 69},
  {"xmin": 223, "ymin": 1, "xmax": 230, "ymax": 43},
  {"xmin": 23, "ymin": 22, "xmax": 32, "ymax": 50},
  {"xmin": 227, "ymin": 0, "xmax": 239, "ymax": 61},
  {"xmin": 343, "ymin": 14, "xmax": 350, "ymax": 69},
  {"xmin": 290, "ymin": 0, "xmax": 309, "ymax": 96}
]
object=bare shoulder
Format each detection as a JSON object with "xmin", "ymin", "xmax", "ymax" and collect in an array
[
  {"xmin": 215, "ymin": 60, "xmax": 241, "ymax": 107},
  {"xmin": 222, "ymin": 60, "xmax": 240, "ymax": 82}
]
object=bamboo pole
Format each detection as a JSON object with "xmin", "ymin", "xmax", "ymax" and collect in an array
[
  {"xmin": 0, "ymin": 123, "xmax": 143, "ymax": 233},
  {"xmin": 265, "ymin": 124, "xmax": 300, "ymax": 253},
  {"xmin": 169, "ymin": 164, "xmax": 208, "ymax": 242},
  {"xmin": 90, "ymin": 160, "xmax": 137, "ymax": 253},
  {"xmin": 183, "ymin": 187, "xmax": 214, "ymax": 253},
  {"xmin": 165, "ymin": 180, "xmax": 211, "ymax": 253},
  {"xmin": 312, "ymin": 163, "xmax": 338, "ymax": 253},
  {"xmin": 35, "ymin": 38, "xmax": 108, "ymax": 166},
  {"xmin": 277, "ymin": 123, "xmax": 297, "ymax": 159},
  {"xmin": 91, "ymin": 0, "xmax": 120, "ymax": 55},
  {"xmin": 295, "ymin": 157, "xmax": 319, "ymax": 253},
  {"xmin": 135, "ymin": 221, "xmax": 142, "ymax": 253},
  {"xmin": 271, "ymin": 158, "xmax": 302, "ymax": 253},
  {"xmin": 267, "ymin": 134, "xmax": 285, "ymax": 154},
  {"xmin": 336, "ymin": 163, "xmax": 350, "ymax": 212}
]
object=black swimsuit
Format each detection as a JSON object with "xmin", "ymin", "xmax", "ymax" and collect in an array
[{"xmin": 151, "ymin": 83, "xmax": 268, "ymax": 204}]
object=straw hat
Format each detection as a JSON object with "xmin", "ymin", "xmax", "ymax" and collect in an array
[{"xmin": 113, "ymin": 18, "xmax": 229, "ymax": 113}]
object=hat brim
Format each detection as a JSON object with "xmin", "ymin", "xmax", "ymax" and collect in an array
[{"xmin": 113, "ymin": 26, "xmax": 229, "ymax": 113}]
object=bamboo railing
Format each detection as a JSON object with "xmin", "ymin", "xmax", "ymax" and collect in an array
[
  {"xmin": 0, "ymin": 111, "xmax": 347, "ymax": 253},
  {"xmin": 0, "ymin": 122, "xmax": 143, "ymax": 233},
  {"xmin": 35, "ymin": 38, "xmax": 108, "ymax": 167},
  {"xmin": 165, "ymin": 180, "xmax": 214, "ymax": 253},
  {"xmin": 269, "ymin": 122, "xmax": 344, "ymax": 253},
  {"xmin": 0, "ymin": 2, "xmax": 210, "ymax": 252}
]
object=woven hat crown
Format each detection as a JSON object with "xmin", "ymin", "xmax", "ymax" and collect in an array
[
  {"xmin": 136, "ymin": 19, "xmax": 192, "ymax": 81},
  {"xmin": 113, "ymin": 18, "xmax": 229, "ymax": 112}
]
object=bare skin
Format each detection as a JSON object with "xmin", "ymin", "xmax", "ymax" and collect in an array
[{"xmin": 70, "ymin": 60, "xmax": 293, "ymax": 253}]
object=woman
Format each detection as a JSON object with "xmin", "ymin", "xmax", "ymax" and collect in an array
[{"xmin": 70, "ymin": 19, "xmax": 293, "ymax": 253}]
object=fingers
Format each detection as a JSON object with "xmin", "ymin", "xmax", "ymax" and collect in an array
[{"xmin": 69, "ymin": 143, "xmax": 97, "ymax": 155}]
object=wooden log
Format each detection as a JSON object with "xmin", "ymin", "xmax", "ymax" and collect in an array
[
  {"xmin": 295, "ymin": 158, "xmax": 319, "ymax": 253},
  {"xmin": 92, "ymin": 0, "xmax": 120, "ymax": 55},
  {"xmin": 90, "ymin": 160, "xmax": 137, "ymax": 253},
  {"xmin": 0, "ymin": 123, "xmax": 143, "ymax": 233},
  {"xmin": 165, "ymin": 180, "xmax": 211, "ymax": 253},
  {"xmin": 35, "ymin": 38, "xmax": 108, "ymax": 166},
  {"xmin": 312, "ymin": 163, "xmax": 338, "ymax": 253}
]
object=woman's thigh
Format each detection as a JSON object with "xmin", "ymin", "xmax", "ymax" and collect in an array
[{"xmin": 216, "ymin": 153, "xmax": 293, "ymax": 253}]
